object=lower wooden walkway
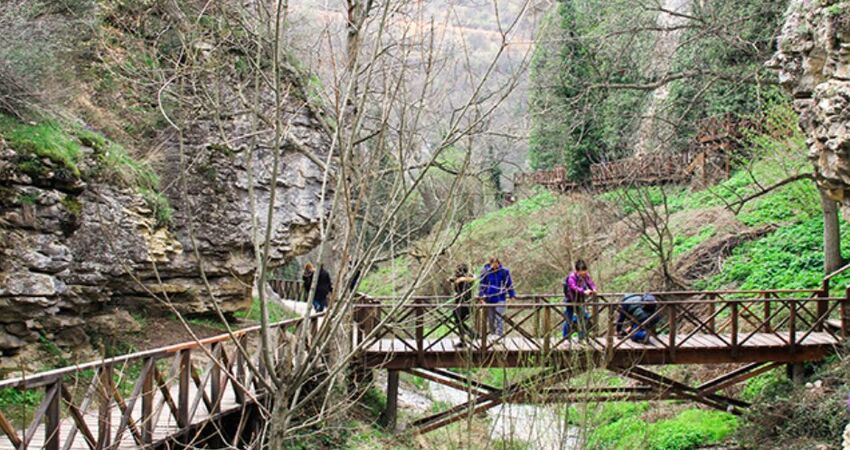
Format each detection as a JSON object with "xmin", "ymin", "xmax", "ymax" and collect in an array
[
  {"xmin": 6, "ymin": 380, "xmax": 244, "ymax": 450},
  {"xmin": 0, "ymin": 314, "xmax": 320, "ymax": 450}
]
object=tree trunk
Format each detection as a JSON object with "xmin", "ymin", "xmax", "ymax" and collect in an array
[{"xmin": 821, "ymin": 190, "xmax": 843, "ymax": 274}]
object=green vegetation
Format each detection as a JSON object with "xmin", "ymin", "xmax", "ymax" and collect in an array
[
  {"xmin": 234, "ymin": 297, "xmax": 301, "ymax": 323},
  {"xmin": 358, "ymin": 256, "xmax": 413, "ymax": 297},
  {"xmin": 0, "ymin": 113, "xmax": 173, "ymax": 227},
  {"xmin": 697, "ymin": 216, "xmax": 850, "ymax": 292},
  {"xmin": 361, "ymin": 388, "xmax": 387, "ymax": 418},
  {"xmin": 740, "ymin": 367, "xmax": 790, "ymax": 402},
  {"xmin": 0, "ymin": 388, "xmax": 43, "ymax": 427},
  {"xmin": 60, "ymin": 194, "xmax": 82, "ymax": 216},
  {"xmin": 0, "ymin": 115, "xmax": 83, "ymax": 177},
  {"xmin": 583, "ymin": 407, "xmax": 738, "ymax": 450},
  {"xmin": 528, "ymin": 0, "xmax": 785, "ymax": 179},
  {"xmin": 737, "ymin": 357, "xmax": 850, "ymax": 447},
  {"xmin": 17, "ymin": 192, "xmax": 37, "ymax": 205}
]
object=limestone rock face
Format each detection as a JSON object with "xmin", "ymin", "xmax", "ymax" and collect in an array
[
  {"xmin": 769, "ymin": 0, "xmax": 850, "ymax": 204},
  {"xmin": 0, "ymin": 99, "xmax": 332, "ymax": 359}
]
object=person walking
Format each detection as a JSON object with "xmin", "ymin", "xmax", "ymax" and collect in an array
[
  {"xmin": 563, "ymin": 259, "xmax": 597, "ymax": 338},
  {"xmin": 302, "ymin": 263, "xmax": 333, "ymax": 312},
  {"xmin": 478, "ymin": 257, "xmax": 516, "ymax": 337},
  {"xmin": 448, "ymin": 264, "xmax": 476, "ymax": 347}
]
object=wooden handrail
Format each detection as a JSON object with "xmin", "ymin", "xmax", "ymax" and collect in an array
[
  {"xmin": 366, "ymin": 288, "xmax": 825, "ymax": 302},
  {"xmin": 825, "ymin": 262, "xmax": 850, "ymax": 282},
  {"xmin": 0, "ymin": 313, "xmax": 323, "ymax": 389},
  {"xmin": 352, "ymin": 297, "xmax": 844, "ymax": 308}
]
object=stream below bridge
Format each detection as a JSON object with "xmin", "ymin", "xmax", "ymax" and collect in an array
[{"xmin": 393, "ymin": 377, "xmax": 579, "ymax": 449}]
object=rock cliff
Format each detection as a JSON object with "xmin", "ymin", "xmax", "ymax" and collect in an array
[
  {"xmin": 1, "ymin": 54, "xmax": 331, "ymax": 365},
  {"xmin": 770, "ymin": 0, "xmax": 850, "ymax": 205},
  {"xmin": 0, "ymin": 104, "xmax": 331, "ymax": 362}
]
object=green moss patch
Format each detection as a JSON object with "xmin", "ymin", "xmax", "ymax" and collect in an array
[
  {"xmin": 0, "ymin": 115, "xmax": 83, "ymax": 177},
  {"xmin": 1, "ymin": 114, "xmax": 173, "ymax": 227}
]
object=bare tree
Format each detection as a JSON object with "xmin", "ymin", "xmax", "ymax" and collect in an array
[{"xmin": 96, "ymin": 0, "xmax": 537, "ymax": 446}]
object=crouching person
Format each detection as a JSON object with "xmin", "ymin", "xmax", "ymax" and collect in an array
[{"xmin": 616, "ymin": 293, "xmax": 660, "ymax": 343}]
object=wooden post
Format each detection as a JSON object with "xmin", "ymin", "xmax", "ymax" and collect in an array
[
  {"xmin": 415, "ymin": 299, "xmax": 425, "ymax": 364},
  {"xmin": 543, "ymin": 306, "xmax": 551, "ymax": 354},
  {"xmin": 606, "ymin": 305, "xmax": 614, "ymax": 351},
  {"xmin": 45, "ymin": 382, "xmax": 60, "ymax": 450},
  {"xmin": 707, "ymin": 294, "xmax": 716, "ymax": 333},
  {"xmin": 590, "ymin": 300, "xmax": 600, "ymax": 335},
  {"xmin": 142, "ymin": 358, "xmax": 154, "ymax": 445},
  {"xmin": 788, "ymin": 363, "xmax": 804, "ymax": 385},
  {"xmin": 668, "ymin": 305, "xmax": 677, "ymax": 360},
  {"xmin": 211, "ymin": 345, "xmax": 222, "ymax": 415},
  {"xmin": 816, "ymin": 282, "xmax": 828, "ymax": 332},
  {"xmin": 534, "ymin": 299, "xmax": 541, "ymax": 338},
  {"xmin": 235, "ymin": 335, "xmax": 247, "ymax": 405},
  {"xmin": 380, "ymin": 370, "xmax": 400, "ymax": 431},
  {"xmin": 478, "ymin": 302, "xmax": 487, "ymax": 352},
  {"xmin": 97, "ymin": 365, "xmax": 113, "ymax": 448},
  {"xmin": 178, "ymin": 350, "xmax": 191, "ymax": 428},
  {"xmin": 762, "ymin": 292, "xmax": 772, "ymax": 333},
  {"xmin": 730, "ymin": 301, "xmax": 738, "ymax": 357},
  {"xmin": 842, "ymin": 286, "xmax": 850, "ymax": 338},
  {"xmin": 789, "ymin": 300, "xmax": 797, "ymax": 354}
]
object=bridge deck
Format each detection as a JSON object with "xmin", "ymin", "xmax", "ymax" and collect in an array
[{"xmin": 363, "ymin": 332, "xmax": 840, "ymax": 368}]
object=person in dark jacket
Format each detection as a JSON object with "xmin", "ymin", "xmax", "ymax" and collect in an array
[
  {"xmin": 302, "ymin": 263, "xmax": 333, "ymax": 312},
  {"xmin": 563, "ymin": 259, "xmax": 597, "ymax": 338},
  {"xmin": 478, "ymin": 257, "xmax": 516, "ymax": 336},
  {"xmin": 616, "ymin": 293, "xmax": 659, "ymax": 343},
  {"xmin": 448, "ymin": 264, "xmax": 476, "ymax": 347}
]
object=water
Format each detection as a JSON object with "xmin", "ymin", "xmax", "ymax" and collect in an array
[{"xmin": 424, "ymin": 381, "xmax": 580, "ymax": 449}]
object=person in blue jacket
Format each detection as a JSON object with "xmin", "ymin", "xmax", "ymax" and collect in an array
[
  {"xmin": 478, "ymin": 257, "xmax": 516, "ymax": 336},
  {"xmin": 616, "ymin": 293, "xmax": 659, "ymax": 343}
]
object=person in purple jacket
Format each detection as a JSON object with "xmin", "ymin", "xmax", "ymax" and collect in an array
[
  {"xmin": 479, "ymin": 257, "xmax": 516, "ymax": 336},
  {"xmin": 563, "ymin": 259, "xmax": 597, "ymax": 338}
]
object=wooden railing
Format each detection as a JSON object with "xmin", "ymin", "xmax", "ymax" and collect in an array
[
  {"xmin": 269, "ymin": 279, "xmax": 303, "ymax": 300},
  {"xmin": 515, "ymin": 152, "xmax": 700, "ymax": 191},
  {"xmin": 0, "ymin": 314, "xmax": 321, "ymax": 449},
  {"xmin": 354, "ymin": 288, "xmax": 849, "ymax": 358},
  {"xmin": 590, "ymin": 152, "xmax": 695, "ymax": 187}
]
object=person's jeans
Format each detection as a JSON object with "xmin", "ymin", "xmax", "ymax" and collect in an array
[
  {"xmin": 563, "ymin": 305, "xmax": 590, "ymax": 338},
  {"xmin": 312, "ymin": 299, "xmax": 326, "ymax": 312},
  {"xmin": 487, "ymin": 302, "xmax": 506, "ymax": 336}
]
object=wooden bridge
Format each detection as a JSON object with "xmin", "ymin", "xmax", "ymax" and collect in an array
[
  {"xmin": 516, "ymin": 115, "xmax": 754, "ymax": 192},
  {"xmin": 0, "ymin": 310, "xmax": 321, "ymax": 450},
  {"xmin": 1, "ymin": 271, "xmax": 849, "ymax": 446}
]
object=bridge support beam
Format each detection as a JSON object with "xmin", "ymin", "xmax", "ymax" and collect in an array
[
  {"xmin": 380, "ymin": 370, "xmax": 400, "ymax": 431},
  {"xmin": 787, "ymin": 363, "xmax": 805, "ymax": 384}
]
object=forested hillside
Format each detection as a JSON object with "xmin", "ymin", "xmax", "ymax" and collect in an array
[{"xmin": 528, "ymin": 0, "xmax": 786, "ymax": 180}]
